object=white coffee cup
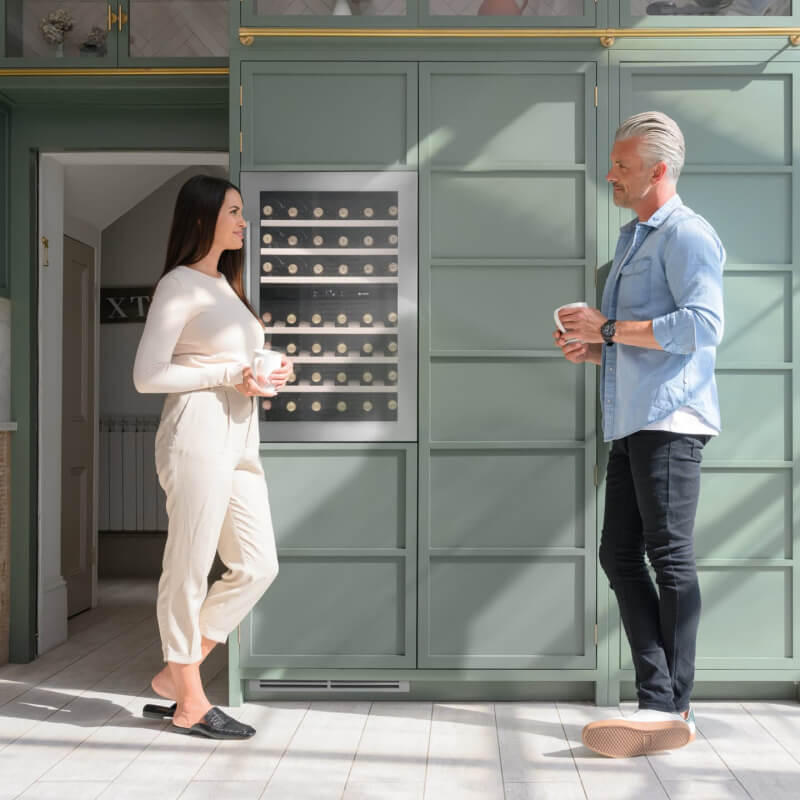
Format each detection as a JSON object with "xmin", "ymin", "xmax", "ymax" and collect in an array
[
  {"xmin": 252, "ymin": 348, "xmax": 283, "ymax": 393},
  {"xmin": 554, "ymin": 302, "xmax": 588, "ymax": 343}
]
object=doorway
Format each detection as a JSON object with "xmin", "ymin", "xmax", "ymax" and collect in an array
[{"xmin": 37, "ymin": 151, "xmax": 229, "ymax": 655}]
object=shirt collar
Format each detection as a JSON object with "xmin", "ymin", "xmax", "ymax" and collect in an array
[{"xmin": 620, "ymin": 193, "xmax": 683, "ymax": 233}]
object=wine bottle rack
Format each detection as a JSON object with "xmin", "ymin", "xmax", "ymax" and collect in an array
[{"xmin": 243, "ymin": 171, "xmax": 417, "ymax": 442}]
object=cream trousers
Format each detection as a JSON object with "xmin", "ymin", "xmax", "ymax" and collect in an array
[{"xmin": 155, "ymin": 386, "xmax": 279, "ymax": 664}]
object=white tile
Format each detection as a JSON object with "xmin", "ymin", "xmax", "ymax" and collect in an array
[
  {"xmin": 260, "ymin": 702, "xmax": 370, "ymax": 798},
  {"xmin": 342, "ymin": 783, "xmax": 425, "ymax": 800},
  {"xmin": 495, "ymin": 702, "xmax": 580, "ymax": 783},
  {"xmin": 194, "ymin": 702, "xmax": 308, "ymax": 782},
  {"xmin": 178, "ymin": 781, "xmax": 264, "ymax": 800},
  {"xmin": 18, "ymin": 782, "xmax": 109, "ymax": 799},
  {"xmin": 646, "ymin": 732, "xmax": 735, "ymax": 783},
  {"xmin": 660, "ymin": 781, "xmax": 751, "ymax": 800},
  {"xmin": 347, "ymin": 702, "xmax": 431, "ymax": 785},
  {"xmin": 742, "ymin": 702, "xmax": 800, "ymax": 761},
  {"xmin": 505, "ymin": 782, "xmax": 586, "ymax": 800},
  {"xmin": 425, "ymin": 704, "xmax": 504, "ymax": 800}
]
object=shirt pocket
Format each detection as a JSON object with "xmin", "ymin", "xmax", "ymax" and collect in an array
[{"xmin": 617, "ymin": 256, "xmax": 653, "ymax": 314}]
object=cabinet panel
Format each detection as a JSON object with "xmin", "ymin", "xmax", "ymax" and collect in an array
[
  {"xmin": 431, "ymin": 172, "xmax": 586, "ymax": 260},
  {"xmin": 426, "ymin": 557, "xmax": 589, "ymax": 667},
  {"xmin": 430, "ymin": 450, "xmax": 585, "ymax": 550},
  {"xmin": 430, "ymin": 358, "xmax": 585, "ymax": 443},
  {"xmin": 242, "ymin": 63, "xmax": 417, "ymax": 170},
  {"xmin": 266, "ymin": 450, "xmax": 408, "ymax": 550},
  {"xmin": 706, "ymin": 371, "xmax": 790, "ymax": 462},
  {"xmin": 431, "ymin": 264, "xmax": 584, "ymax": 352},
  {"xmin": 679, "ymin": 173, "xmax": 791, "ymax": 266},
  {"xmin": 428, "ymin": 71, "xmax": 586, "ymax": 168},
  {"xmin": 695, "ymin": 469, "xmax": 792, "ymax": 560},
  {"xmin": 718, "ymin": 272, "xmax": 791, "ymax": 366}
]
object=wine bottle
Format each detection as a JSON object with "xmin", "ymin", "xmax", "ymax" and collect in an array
[
  {"xmin": 336, "ymin": 342, "xmax": 349, "ymax": 356},
  {"xmin": 363, "ymin": 235, "xmax": 374, "ymax": 247},
  {"xmin": 262, "ymin": 233, "xmax": 273, "ymax": 245},
  {"xmin": 262, "ymin": 261, "xmax": 273, "ymax": 273},
  {"xmin": 361, "ymin": 312, "xmax": 374, "ymax": 327},
  {"xmin": 287, "ymin": 234, "xmax": 299, "ymax": 246},
  {"xmin": 361, "ymin": 371, "xmax": 373, "ymax": 385},
  {"xmin": 285, "ymin": 341, "xmax": 298, "ymax": 356},
  {"xmin": 311, "ymin": 313, "xmax": 323, "ymax": 327},
  {"xmin": 312, "ymin": 262, "xmax": 325, "ymax": 275},
  {"xmin": 313, "ymin": 205, "xmax": 324, "ymax": 219},
  {"xmin": 362, "ymin": 400, "xmax": 374, "ymax": 412},
  {"xmin": 363, "ymin": 207, "xmax": 374, "ymax": 219},
  {"xmin": 311, "ymin": 400, "xmax": 322, "ymax": 413},
  {"xmin": 285, "ymin": 399, "xmax": 297, "ymax": 414},
  {"xmin": 338, "ymin": 207, "xmax": 349, "ymax": 219},
  {"xmin": 338, "ymin": 263, "xmax": 349, "ymax": 275},
  {"xmin": 338, "ymin": 235, "xmax": 349, "ymax": 247},
  {"xmin": 387, "ymin": 341, "xmax": 398, "ymax": 354},
  {"xmin": 388, "ymin": 399, "xmax": 398, "ymax": 411},
  {"xmin": 362, "ymin": 342, "xmax": 374, "ymax": 355},
  {"xmin": 363, "ymin": 263, "xmax": 374, "ymax": 275},
  {"xmin": 336, "ymin": 312, "xmax": 348, "ymax": 327},
  {"xmin": 311, "ymin": 341, "xmax": 323, "ymax": 355},
  {"xmin": 388, "ymin": 262, "xmax": 398, "ymax": 274},
  {"xmin": 287, "ymin": 262, "xmax": 300, "ymax": 276},
  {"xmin": 311, "ymin": 371, "xmax": 322, "ymax": 384},
  {"xmin": 387, "ymin": 369, "xmax": 398, "ymax": 383},
  {"xmin": 261, "ymin": 311, "xmax": 273, "ymax": 325},
  {"xmin": 285, "ymin": 312, "xmax": 298, "ymax": 327},
  {"xmin": 386, "ymin": 311, "xmax": 398, "ymax": 326},
  {"xmin": 336, "ymin": 371, "xmax": 348, "ymax": 384},
  {"xmin": 313, "ymin": 234, "xmax": 324, "ymax": 247},
  {"xmin": 336, "ymin": 400, "xmax": 347, "ymax": 413}
]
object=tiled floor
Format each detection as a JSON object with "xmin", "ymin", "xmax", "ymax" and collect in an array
[{"xmin": 1, "ymin": 581, "xmax": 800, "ymax": 799}]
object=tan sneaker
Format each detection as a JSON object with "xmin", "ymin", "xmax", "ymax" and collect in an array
[{"xmin": 582, "ymin": 709, "xmax": 692, "ymax": 758}]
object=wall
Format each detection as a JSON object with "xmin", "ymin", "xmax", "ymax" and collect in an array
[{"xmin": 99, "ymin": 164, "xmax": 227, "ymax": 419}]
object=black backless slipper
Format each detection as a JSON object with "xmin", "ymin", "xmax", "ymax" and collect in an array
[{"xmin": 170, "ymin": 706, "xmax": 255, "ymax": 740}]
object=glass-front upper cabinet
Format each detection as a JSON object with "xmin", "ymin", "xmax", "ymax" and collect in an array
[
  {"xmin": 423, "ymin": 0, "xmax": 595, "ymax": 25},
  {"xmin": 240, "ymin": 0, "xmax": 410, "ymax": 26},
  {"xmin": 240, "ymin": 0, "xmax": 597, "ymax": 27},
  {"xmin": 2, "ymin": 1, "xmax": 228, "ymax": 64},
  {"xmin": 621, "ymin": 0, "xmax": 793, "ymax": 25}
]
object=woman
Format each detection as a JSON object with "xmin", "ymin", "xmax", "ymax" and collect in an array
[{"xmin": 133, "ymin": 174, "xmax": 290, "ymax": 739}]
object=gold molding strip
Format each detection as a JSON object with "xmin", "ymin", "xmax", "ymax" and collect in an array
[
  {"xmin": 0, "ymin": 67, "xmax": 229, "ymax": 76},
  {"xmin": 240, "ymin": 26, "xmax": 800, "ymax": 46}
]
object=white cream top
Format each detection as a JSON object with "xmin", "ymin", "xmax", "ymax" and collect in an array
[{"xmin": 133, "ymin": 265, "xmax": 264, "ymax": 394}]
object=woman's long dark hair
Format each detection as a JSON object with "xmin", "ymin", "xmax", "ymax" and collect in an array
[{"xmin": 162, "ymin": 174, "xmax": 260, "ymax": 322}]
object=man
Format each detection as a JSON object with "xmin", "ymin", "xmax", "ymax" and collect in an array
[{"xmin": 555, "ymin": 111, "xmax": 724, "ymax": 758}]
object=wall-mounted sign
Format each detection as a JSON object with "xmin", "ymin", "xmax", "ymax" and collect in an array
[{"xmin": 100, "ymin": 287, "xmax": 154, "ymax": 324}]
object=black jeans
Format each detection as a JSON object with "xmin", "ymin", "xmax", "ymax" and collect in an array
[{"xmin": 600, "ymin": 430, "xmax": 709, "ymax": 713}]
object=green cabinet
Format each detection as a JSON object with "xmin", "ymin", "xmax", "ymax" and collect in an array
[
  {"xmin": 241, "ymin": 443, "xmax": 417, "ymax": 668},
  {"xmin": 418, "ymin": 62, "xmax": 598, "ymax": 669},
  {"xmin": 614, "ymin": 57, "xmax": 800, "ymax": 675}
]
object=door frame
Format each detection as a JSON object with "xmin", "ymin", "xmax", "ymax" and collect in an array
[{"xmin": 36, "ymin": 149, "xmax": 229, "ymax": 655}]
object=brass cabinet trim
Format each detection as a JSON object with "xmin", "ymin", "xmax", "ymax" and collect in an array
[{"xmin": 239, "ymin": 26, "xmax": 800, "ymax": 46}]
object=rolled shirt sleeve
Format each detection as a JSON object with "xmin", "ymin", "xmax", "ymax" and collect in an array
[
  {"xmin": 652, "ymin": 220, "xmax": 725, "ymax": 355},
  {"xmin": 133, "ymin": 273, "xmax": 245, "ymax": 394}
]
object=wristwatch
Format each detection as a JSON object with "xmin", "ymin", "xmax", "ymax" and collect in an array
[{"xmin": 601, "ymin": 319, "xmax": 616, "ymax": 346}]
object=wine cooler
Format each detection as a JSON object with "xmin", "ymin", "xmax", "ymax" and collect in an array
[{"xmin": 242, "ymin": 172, "xmax": 418, "ymax": 442}]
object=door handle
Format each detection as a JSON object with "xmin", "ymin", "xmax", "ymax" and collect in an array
[
  {"xmin": 118, "ymin": 2, "xmax": 128, "ymax": 31},
  {"xmin": 107, "ymin": 3, "xmax": 118, "ymax": 32}
]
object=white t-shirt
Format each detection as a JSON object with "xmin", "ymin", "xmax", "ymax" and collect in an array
[
  {"xmin": 133, "ymin": 265, "xmax": 264, "ymax": 394},
  {"xmin": 641, "ymin": 406, "xmax": 718, "ymax": 436}
]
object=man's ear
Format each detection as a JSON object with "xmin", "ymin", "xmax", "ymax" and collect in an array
[{"xmin": 651, "ymin": 161, "xmax": 668, "ymax": 183}]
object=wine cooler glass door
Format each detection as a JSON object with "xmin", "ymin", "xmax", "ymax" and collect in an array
[{"xmin": 242, "ymin": 171, "xmax": 418, "ymax": 443}]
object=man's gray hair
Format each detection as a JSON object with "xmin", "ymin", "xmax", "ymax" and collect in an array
[{"xmin": 615, "ymin": 111, "xmax": 685, "ymax": 183}]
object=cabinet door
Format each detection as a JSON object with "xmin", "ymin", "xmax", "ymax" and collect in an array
[
  {"xmin": 120, "ymin": 0, "xmax": 228, "ymax": 64},
  {"xmin": 241, "ymin": 62, "xmax": 417, "ymax": 172},
  {"xmin": 239, "ymin": 444, "xmax": 417, "ymax": 668},
  {"xmin": 2, "ymin": 0, "xmax": 117, "ymax": 64},
  {"xmin": 418, "ymin": 62, "xmax": 599, "ymax": 669},
  {"xmin": 616, "ymin": 59, "xmax": 800, "ymax": 670}
]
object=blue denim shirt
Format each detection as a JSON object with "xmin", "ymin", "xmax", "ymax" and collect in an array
[{"xmin": 600, "ymin": 194, "xmax": 725, "ymax": 442}]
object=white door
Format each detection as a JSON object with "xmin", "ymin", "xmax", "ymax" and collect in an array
[{"xmin": 61, "ymin": 236, "xmax": 95, "ymax": 617}]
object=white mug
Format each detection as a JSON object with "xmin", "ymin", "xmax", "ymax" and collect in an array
[
  {"xmin": 553, "ymin": 302, "xmax": 588, "ymax": 343},
  {"xmin": 252, "ymin": 348, "xmax": 283, "ymax": 393}
]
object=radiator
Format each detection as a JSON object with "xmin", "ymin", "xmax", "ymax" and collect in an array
[{"xmin": 98, "ymin": 416, "xmax": 167, "ymax": 532}]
